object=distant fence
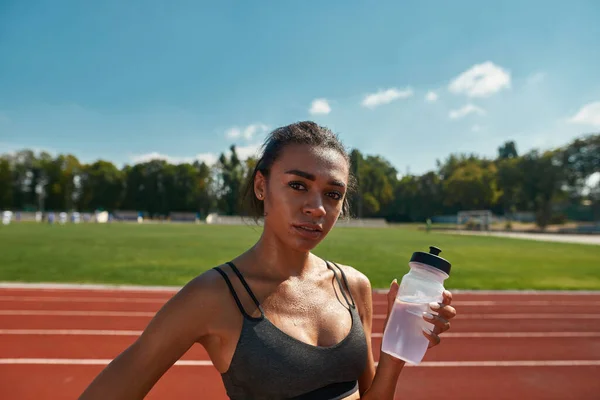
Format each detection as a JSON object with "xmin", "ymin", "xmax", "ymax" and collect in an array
[
  {"xmin": 335, "ymin": 218, "xmax": 388, "ymax": 228},
  {"xmin": 432, "ymin": 211, "xmax": 536, "ymax": 224},
  {"xmin": 206, "ymin": 214, "xmax": 257, "ymax": 225},
  {"xmin": 3, "ymin": 209, "xmax": 388, "ymax": 228},
  {"xmin": 204, "ymin": 214, "xmax": 388, "ymax": 228}
]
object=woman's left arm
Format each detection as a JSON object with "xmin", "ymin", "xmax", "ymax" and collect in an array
[{"xmin": 356, "ymin": 276, "xmax": 457, "ymax": 400}]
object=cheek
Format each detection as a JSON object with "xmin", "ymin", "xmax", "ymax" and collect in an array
[{"xmin": 264, "ymin": 185, "xmax": 295, "ymax": 215}]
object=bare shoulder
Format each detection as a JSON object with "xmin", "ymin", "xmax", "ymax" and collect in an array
[
  {"xmin": 329, "ymin": 262, "xmax": 373, "ymax": 320},
  {"xmin": 332, "ymin": 263, "xmax": 371, "ymax": 293},
  {"xmin": 173, "ymin": 265, "xmax": 233, "ymax": 320},
  {"xmin": 136, "ymin": 264, "xmax": 235, "ymax": 344}
]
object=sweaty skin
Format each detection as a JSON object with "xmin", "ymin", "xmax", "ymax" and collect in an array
[{"xmin": 79, "ymin": 143, "xmax": 456, "ymax": 400}]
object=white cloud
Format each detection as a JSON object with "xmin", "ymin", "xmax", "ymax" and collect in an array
[
  {"xmin": 130, "ymin": 152, "xmax": 219, "ymax": 166},
  {"xmin": 309, "ymin": 98, "xmax": 331, "ymax": 115},
  {"xmin": 129, "ymin": 143, "xmax": 264, "ymax": 167},
  {"xmin": 235, "ymin": 143, "xmax": 262, "ymax": 160},
  {"xmin": 226, "ymin": 123, "xmax": 269, "ymax": 140},
  {"xmin": 471, "ymin": 125, "xmax": 482, "ymax": 132},
  {"xmin": 448, "ymin": 61, "xmax": 511, "ymax": 98},
  {"xmin": 425, "ymin": 91, "xmax": 438, "ymax": 102},
  {"xmin": 568, "ymin": 102, "xmax": 600, "ymax": 127},
  {"xmin": 449, "ymin": 104, "xmax": 486, "ymax": 119},
  {"xmin": 361, "ymin": 87, "xmax": 413, "ymax": 109}
]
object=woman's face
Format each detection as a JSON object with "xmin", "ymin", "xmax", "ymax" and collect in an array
[{"xmin": 256, "ymin": 143, "xmax": 349, "ymax": 252}]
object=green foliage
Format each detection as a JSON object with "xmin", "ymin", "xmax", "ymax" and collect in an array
[
  {"xmin": 443, "ymin": 162, "xmax": 501, "ymax": 211},
  {"xmin": 1, "ymin": 133, "xmax": 599, "ymax": 229}
]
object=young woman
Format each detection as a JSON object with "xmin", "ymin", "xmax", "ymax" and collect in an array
[{"xmin": 79, "ymin": 121, "xmax": 457, "ymax": 400}]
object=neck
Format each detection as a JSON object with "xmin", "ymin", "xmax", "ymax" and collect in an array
[{"xmin": 246, "ymin": 229, "xmax": 313, "ymax": 280}]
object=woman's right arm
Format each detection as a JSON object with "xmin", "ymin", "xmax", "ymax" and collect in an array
[{"xmin": 79, "ymin": 272, "xmax": 221, "ymax": 400}]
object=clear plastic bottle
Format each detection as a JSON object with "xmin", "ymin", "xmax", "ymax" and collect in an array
[{"xmin": 381, "ymin": 246, "xmax": 451, "ymax": 365}]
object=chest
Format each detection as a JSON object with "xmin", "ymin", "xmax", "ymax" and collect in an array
[{"xmin": 259, "ymin": 283, "xmax": 354, "ymax": 348}]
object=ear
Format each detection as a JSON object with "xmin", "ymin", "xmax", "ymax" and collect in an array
[{"xmin": 254, "ymin": 170, "xmax": 267, "ymax": 200}]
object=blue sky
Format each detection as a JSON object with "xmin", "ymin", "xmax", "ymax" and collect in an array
[{"xmin": 1, "ymin": 0, "xmax": 599, "ymax": 175}]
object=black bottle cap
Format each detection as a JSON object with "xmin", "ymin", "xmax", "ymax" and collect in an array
[{"xmin": 410, "ymin": 246, "xmax": 451, "ymax": 275}]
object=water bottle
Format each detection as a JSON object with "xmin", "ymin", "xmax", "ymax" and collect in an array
[{"xmin": 381, "ymin": 246, "xmax": 452, "ymax": 365}]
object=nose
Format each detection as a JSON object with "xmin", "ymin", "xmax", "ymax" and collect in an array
[{"xmin": 303, "ymin": 194, "xmax": 326, "ymax": 218}]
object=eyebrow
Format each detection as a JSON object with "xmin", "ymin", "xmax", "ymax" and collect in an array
[{"xmin": 284, "ymin": 169, "xmax": 346, "ymax": 188}]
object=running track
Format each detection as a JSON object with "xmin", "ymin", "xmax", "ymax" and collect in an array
[{"xmin": 1, "ymin": 285, "xmax": 599, "ymax": 399}]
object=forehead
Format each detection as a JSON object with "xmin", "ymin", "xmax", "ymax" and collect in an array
[{"xmin": 273, "ymin": 143, "xmax": 349, "ymax": 181}]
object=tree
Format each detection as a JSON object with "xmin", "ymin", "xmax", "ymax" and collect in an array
[
  {"xmin": 498, "ymin": 140, "xmax": 518, "ymax": 159},
  {"xmin": 496, "ymin": 157, "xmax": 522, "ymax": 215},
  {"xmin": 37, "ymin": 153, "xmax": 82, "ymax": 212},
  {"xmin": 443, "ymin": 161, "xmax": 501, "ymax": 212},
  {"xmin": 216, "ymin": 145, "xmax": 245, "ymax": 215},
  {"xmin": 358, "ymin": 155, "xmax": 397, "ymax": 217},
  {"xmin": 194, "ymin": 160, "xmax": 215, "ymax": 216},
  {"xmin": 79, "ymin": 160, "xmax": 124, "ymax": 211},
  {"xmin": 558, "ymin": 134, "xmax": 600, "ymax": 205},
  {"xmin": 10, "ymin": 150, "xmax": 38, "ymax": 210},
  {"xmin": 349, "ymin": 149, "xmax": 363, "ymax": 218},
  {"xmin": 0, "ymin": 157, "xmax": 13, "ymax": 209},
  {"xmin": 518, "ymin": 150, "xmax": 565, "ymax": 230}
]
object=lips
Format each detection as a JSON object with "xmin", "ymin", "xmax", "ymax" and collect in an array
[{"xmin": 292, "ymin": 223, "xmax": 323, "ymax": 239}]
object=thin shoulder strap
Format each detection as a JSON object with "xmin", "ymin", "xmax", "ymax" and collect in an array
[
  {"xmin": 225, "ymin": 262, "xmax": 263, "ymax": 311},
  {"xmin": 326, "ymin": 261, "xmax": 356, "ymax": 309},
  {"xmin": 213, "ymin": 263, "xmax": 264, "ymax": 320}
]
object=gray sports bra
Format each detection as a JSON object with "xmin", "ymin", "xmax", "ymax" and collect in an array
[{"xmin": 213, "ymin": 260, "xmax": 369, "ymax": 400}]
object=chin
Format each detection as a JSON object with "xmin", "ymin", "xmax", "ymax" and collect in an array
[
  {"xmin": 291, "ymin": 239, "xmax": 321, "ymax": 253},
  {"xmin": 287, "ymin": 230, "xmax": 330, "ymax": 253}
]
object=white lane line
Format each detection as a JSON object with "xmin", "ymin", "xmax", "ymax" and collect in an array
[
  {"xmin": 372, "ymin": 288, "xmax": 600, "ymax": 295},
  {"xmin": 1, "ymin": 358, "xmax": 599, "ymax": 368},
  {"xmin": 0, "ymin": 329, "xmax": 143, "ymax": 336},
  {"xmin": 370, "ymin": 332, "xmax": 600, "ymax": 338},
  {"xmin": 0, "ymin": 358, "xmax": 212, "ymax": 366},
  {"xmin": 0, "ymin": 310, "xmax": 156, "ymax": 317},
  {"xmin": 3, "ymin": 296, "xmax": 598, "ymax": 307},
  {"xmin": 0, "ymin": 296, "xmax": 168, "ymax": 304},
  {"xmin": 1, "ymin": 310, "xmax": 599, "ymax": 321},
  {"xmin": 1, "ymin": 329, "xmax": 599, "ymax": 339},
  {"xmin": 410, "ymin": 360, "xmax": 600, "ymax": 367},
  {"xmin": 3, "ymin": 310, "xmax": 596, "ymax": 322},
  {"xmin": 373, "ymin": 301, "xmax": 600, "ymax": 306},
  {"xmin": 372, "ymin": 313, "xmax": 600, "ymax": 320},
  {"xmin": 2, "ymin": 310, "xmax": 599, "ymax": 321},
  {"xmin": 3, "ymin": 282, "xmax": 600, "ymax": 295},
  {"xmin": 450, "ymin": 314, "xmax": 600, "ymax": 320},
  {"xmin": 0, "ymin": 283, "xmax": 181, "ymax": 292}
]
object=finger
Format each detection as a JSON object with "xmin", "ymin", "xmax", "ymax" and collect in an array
[
  {"xmin": 422, "ymin": 328, "xmax": 441, "ymax": 348},
  {"xmin": 442, "ymin": 290, "xmax": 453, "ymax": 305},
  {"xmin": 429, "ymin": 303, "xmax": 457, "ymax": 321},
  {"xmin": 386, "ymin": 279, "xmax": 399, "ymax": 316},
  {"xmin": 423, "ymin": 312, "xmax": 451, "ymax": 334},
  {"xmin": 384, "ymin": 279, "xmax": 399, "ymax": 330}
]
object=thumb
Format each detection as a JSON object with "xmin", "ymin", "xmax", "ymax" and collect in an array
[{"xmin": 386, "ymin": 279, "xmax": 399, "ymax": 323}]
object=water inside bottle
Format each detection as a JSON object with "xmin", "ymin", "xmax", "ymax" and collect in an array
[{"xmin": 381, "ymin": 295, "xmax": 435, "ymax": 365}]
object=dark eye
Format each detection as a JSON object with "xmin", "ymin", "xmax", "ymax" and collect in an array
[
  {"xmin": 328, "ymin": 191, "xmax": 343, "ymax": 200},
  {"xmin": 288, "ymin": 181, "xmax": 306, "ymax": 191}
]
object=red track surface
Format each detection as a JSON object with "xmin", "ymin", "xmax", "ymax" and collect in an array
[{"xmin": 1, "ymin": 287, "xmax": 599, "ymax": 399}]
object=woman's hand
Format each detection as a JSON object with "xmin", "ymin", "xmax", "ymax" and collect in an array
[
  {"xmin": 422, "ymin": 290, "xmax": 456, "ymax": 348},
  {"xmin": 385, "ymin": 281, "xmax": 457, "ymax": 349}
]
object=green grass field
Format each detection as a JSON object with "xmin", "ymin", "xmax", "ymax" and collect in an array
[{"xmin": 1, "ymin": 223, "xmax": 599, "ymax": 290}]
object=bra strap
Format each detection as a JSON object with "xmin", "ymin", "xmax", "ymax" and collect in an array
[
  {"xmin": 213, "ymin": 263, "xmax": 264, "ymax": 320},
  {"xmin": 326, "ymin": 261, "xmax": 356, "ymax": 309}
]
